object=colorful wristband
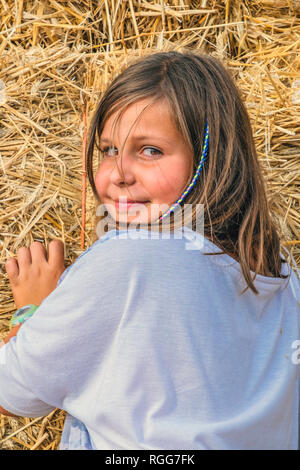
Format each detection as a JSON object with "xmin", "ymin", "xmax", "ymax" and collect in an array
[{"xmin": 10, "ymin": 304, "xmax": 39, "ymax": 329}]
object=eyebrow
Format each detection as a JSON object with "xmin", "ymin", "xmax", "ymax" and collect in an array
[{"xmin": 99, "ymin": 135, "xmax": 172, "ymax": 145}]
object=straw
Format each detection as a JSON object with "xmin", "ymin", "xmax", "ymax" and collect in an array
[
  {"xmin": 0, "ymin": 0, "xmax": 299, "ymax": 450},
  {"xmin": 81, "ymin": 98, "xmax": 87, "ymax": 250}
]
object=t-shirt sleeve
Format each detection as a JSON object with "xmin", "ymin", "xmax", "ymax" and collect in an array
[
  {"xmin": 0, "ymin": 339, "xmax": 55, "ymax": 416},
  {"xmin": 0, "ymin": 234, "xmax": 144, "ymax": 417}
]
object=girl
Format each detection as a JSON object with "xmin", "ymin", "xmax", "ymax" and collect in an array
[{"xmin": 1, "ymin": 50, "xmax": 299, "ymax": 450}]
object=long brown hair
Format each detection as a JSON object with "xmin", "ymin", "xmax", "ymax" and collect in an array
[{"xmin": 86, "ymin": 50, "xmax": 290, "ymax": 295}]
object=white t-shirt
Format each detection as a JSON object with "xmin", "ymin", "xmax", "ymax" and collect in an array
[{"xmin": 0, "ymin": 227, "xmax": 299, "ymax": 450}]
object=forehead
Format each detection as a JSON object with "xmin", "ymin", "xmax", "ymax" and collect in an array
[{"xmin": 100, "ymin": 97, "xmax": 180, "ymax": 141}]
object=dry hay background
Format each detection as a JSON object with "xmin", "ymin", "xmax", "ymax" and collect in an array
[{"xmin": 0, "ymin": 0, "xmax": 299, "ymax": 450}]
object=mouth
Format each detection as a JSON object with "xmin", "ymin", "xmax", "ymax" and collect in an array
[
  {"xmin": 115, "ymin": 198, "xmax": 149, "ymax": 204},
  {"xmin": 114, "ymin": 199, "xmax": 150, "ymax": 212}
]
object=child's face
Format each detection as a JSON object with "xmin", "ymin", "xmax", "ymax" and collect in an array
[{"xmin": 95, "ymin": 97, "xmax": 193, "ymax": 225}]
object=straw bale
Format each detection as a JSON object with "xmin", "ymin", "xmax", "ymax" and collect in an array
[{"xmin": 0, "ymin": 0, "xmax": 299, "ymax": 450}]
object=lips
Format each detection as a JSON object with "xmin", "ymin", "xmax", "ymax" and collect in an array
[
  {"xmin": 115, "ymin": 198, "xmax": 149, "ymax": 205},
  {"xmin": 116, "ymin": 198, "xmax": 149, "ymax": 203},
  {"xmin": 114, "ymin": 198, "xmax": 149, "ymax": 211}
]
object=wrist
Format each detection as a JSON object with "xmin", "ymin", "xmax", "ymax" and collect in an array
[
  {"xmin": 9, "ymin": 304, "xmax": 39, "ymax": 330},
  {"xmin": 1, "ymin": 305, "xmax": 39, "ymax": 348},
  {"xmin": 3, "ymin": 324, "xmax": 22, "ymax": 345}
]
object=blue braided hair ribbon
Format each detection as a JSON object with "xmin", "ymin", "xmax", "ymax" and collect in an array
[{"xmin": 159, "ymin": 122, "xmax": 209, "ymax": 221}]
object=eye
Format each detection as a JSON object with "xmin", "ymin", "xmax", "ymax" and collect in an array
[
  {"xmin": 101, "ymin": 146, "xmax": 118, "ymax": 157},
  {"xmin": 100, "ymin": 146, "xmax": 162, "ymax": 159},
  {"xmin": 142, "ymin": 147, "xmax": 162, "ymax": 158}
]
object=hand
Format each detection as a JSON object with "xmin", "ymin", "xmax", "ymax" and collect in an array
[{"xmin": 5, "ymin": 240, "xmax": 66, "ymax": 309}]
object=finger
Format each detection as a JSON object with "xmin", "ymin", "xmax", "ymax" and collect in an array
[
  {"xmin": 30, "ymin": 241, "xmax": 48, "ymax": 264},
  {"xmin": 17, "ymin": 246, "xmax": 32, "ymax": 266},
  {"xmin": 5, "ymin": 257, "xmax": 19, "ymax": 280},
  {"xmin": 48, "ymin": 239, "xmax": 65, "ymax": 268}
]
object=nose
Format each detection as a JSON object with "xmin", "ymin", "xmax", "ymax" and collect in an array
[{"xmin": 109, "ymin": 149, "xmax": 136, "ymax": 187}]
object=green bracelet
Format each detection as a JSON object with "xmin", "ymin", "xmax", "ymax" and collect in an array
[{"xmin": 10, "ymin": 304, "xmax": 39, "ymax": 329}]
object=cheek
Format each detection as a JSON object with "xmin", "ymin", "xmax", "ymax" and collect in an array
[
  {"xmin": 94, "ymin": 165, "xmax": 109, "ymax": 198},
  {"xmin": 148, "ymin": 161, "xmax": 191, "ymax": 199}
]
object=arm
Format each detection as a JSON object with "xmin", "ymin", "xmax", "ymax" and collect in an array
[
  {"xmin": 0, "ymin": 240, "xmax": 65, "ymax": 417},
  {"xmin": 0, "ymin": 325, "xmax": 21, "ymax": 416},
  {"xmin": 0, "ymin": 232, "xmax": 143, "ymax": 419},
  {"xmin": 3, "ymin": 324, "xmax": 22, "ymax": 345},
  {"xmin": 0, "ymin": 407, "xmax": 17, "ymax": 417},
  {"xmin": 0, "ymin": 405, "xmax": 17, "ymax": 417}
]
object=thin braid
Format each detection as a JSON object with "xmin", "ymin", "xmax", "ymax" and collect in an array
[{"xmin": 159, "ymin": 122, "xmax": 209, "ymax": 221}]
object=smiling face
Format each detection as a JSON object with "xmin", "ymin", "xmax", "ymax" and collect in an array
[{"xmin": 94, "ymin": 97, "xmax": 194, "ymax": 226}]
